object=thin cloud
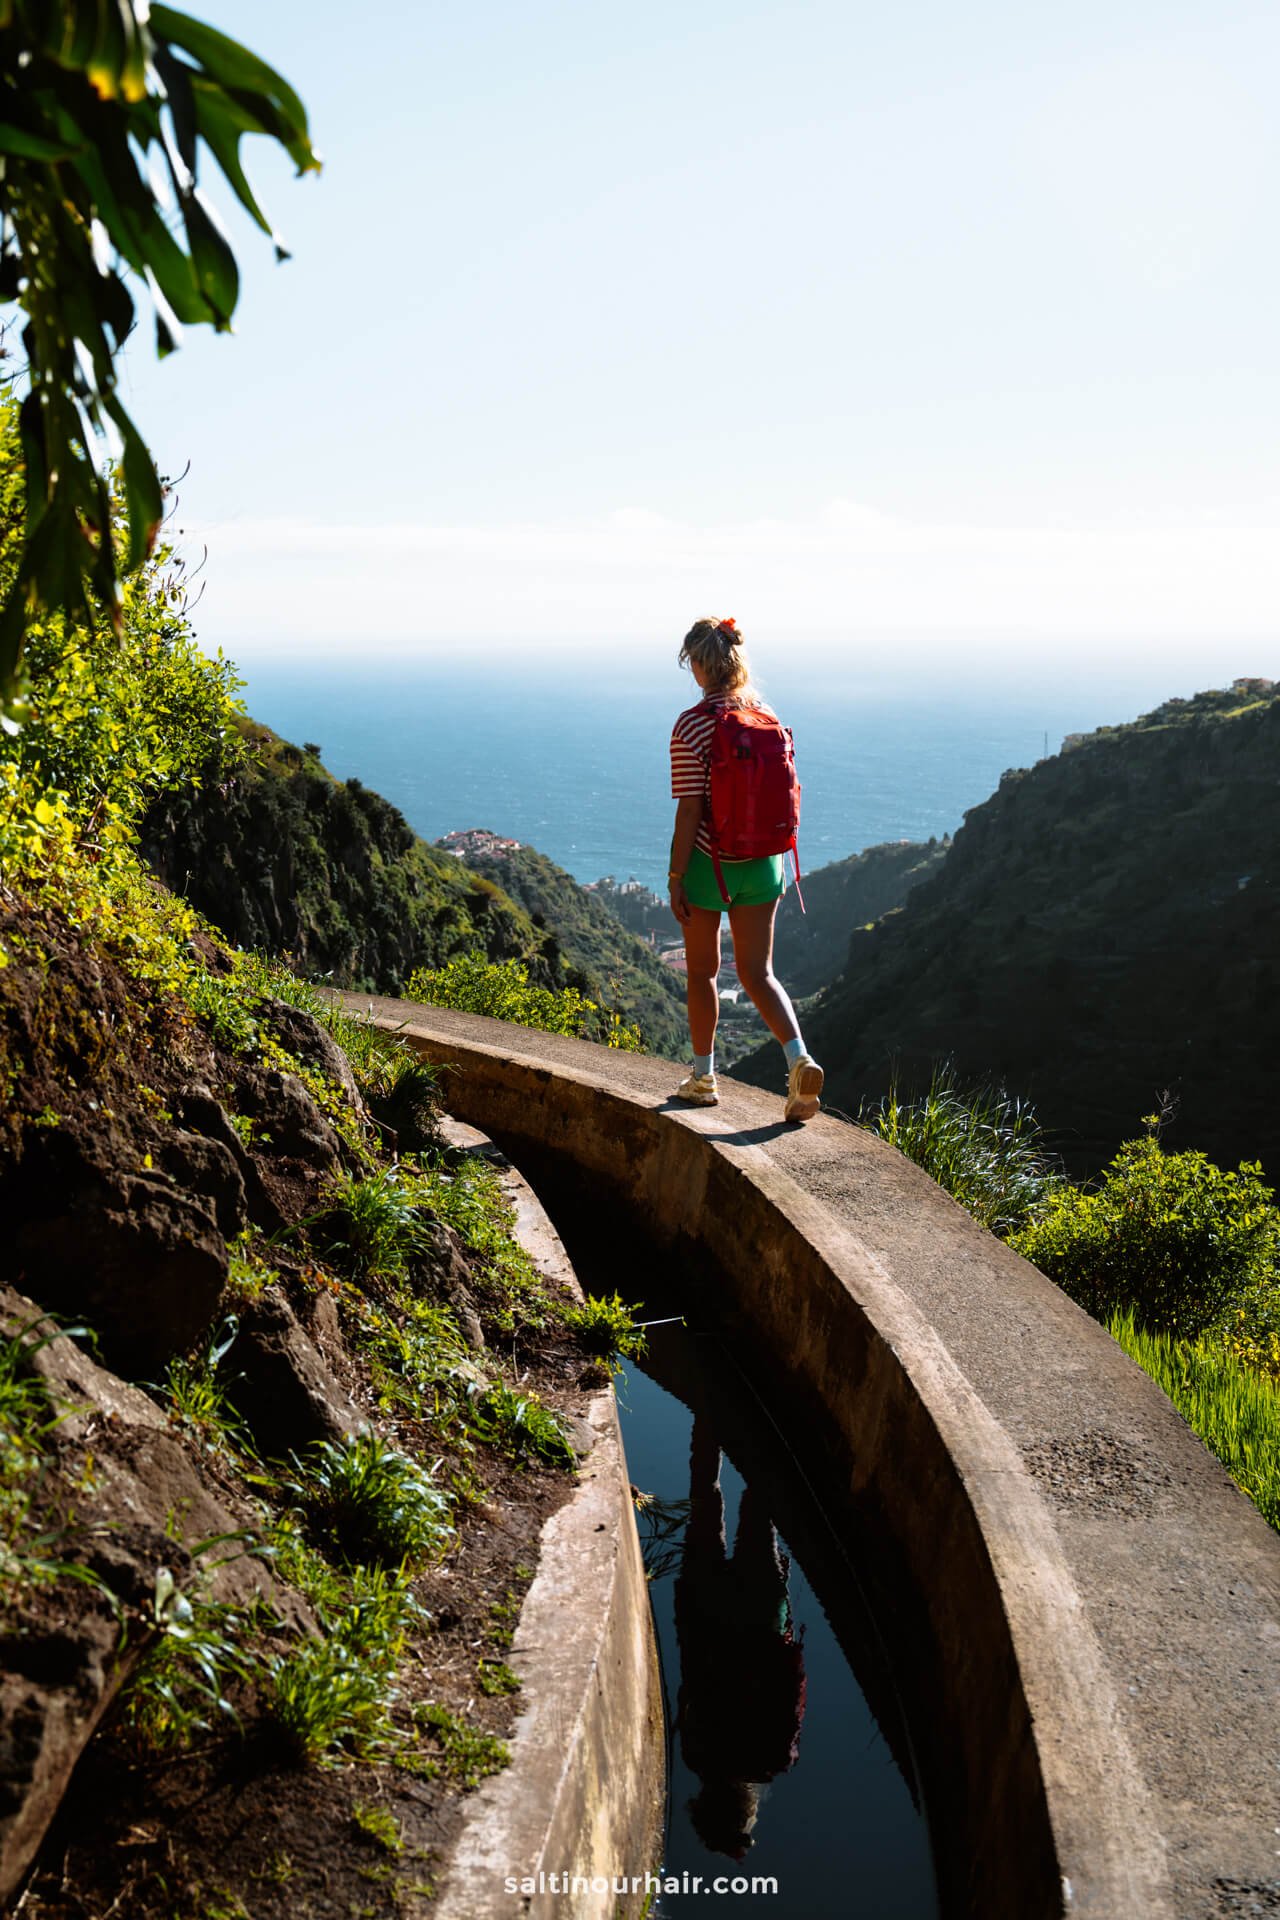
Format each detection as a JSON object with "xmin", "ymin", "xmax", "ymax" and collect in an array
[{"xmin": 187, "ymin": 500, "xmax": 1280, "ymax": 656}]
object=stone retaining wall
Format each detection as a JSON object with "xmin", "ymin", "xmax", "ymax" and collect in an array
[{"xmin": 429, "ymin": 1122, "xmax": 664, "ymax": 1920}]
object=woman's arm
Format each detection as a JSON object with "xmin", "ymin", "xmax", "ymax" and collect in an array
[{"xmin": 669, "ymin": 795, "xmax": 704, "ymax": 925}]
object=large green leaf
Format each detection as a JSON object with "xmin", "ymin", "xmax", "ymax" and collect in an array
[
  {"xmin": 0, "ymin": 0, "xmax": 319, "ymax": 695},
  {"xmin": 182, "ymin": 186, "xmax": 238, "ymax": 322},
  {"xmin": 150, "ymin": 6, "xmax": 317, "ymax": 172},
  {"xmin": 0, "ymin": 120, "xmax": 77, "ymax": 159}
]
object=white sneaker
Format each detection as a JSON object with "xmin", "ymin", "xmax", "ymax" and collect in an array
[
  {"xmin": 784, "ymin": 1054, "xmax": 823, "ymax": 1123},
  {"xmin": 676, "ymin": 1071, "xmax": 720, "ymax": 1106}
]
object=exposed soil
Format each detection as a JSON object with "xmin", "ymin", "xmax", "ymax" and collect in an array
[
  {"xmin": 0, "ymin": 895, "xmax": 608, "ymax": 1918},
  {"xmin": 13, "ymin": 1423, "xmax": 583, "ymax": 1920}
]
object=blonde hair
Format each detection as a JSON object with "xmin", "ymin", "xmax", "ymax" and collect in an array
[{"xmin": 678, "ymin": 616, "xmax": 755, "ymax": 700}]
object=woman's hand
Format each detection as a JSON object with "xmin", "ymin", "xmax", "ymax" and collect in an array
[{"xmin": 669, "ymin": 798, "xmax": 703, "ymax": 926}]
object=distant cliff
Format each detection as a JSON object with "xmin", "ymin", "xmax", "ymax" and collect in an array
[
  {"xmin": 737, "ymin": 683, "xmax": 1280, "ymax": 1178},
  {"xmin": 772, "ymin": 838, "xmax": 949, "ymax": 998},
  {"xmin": 141, "ymin": 721, "xmax": 571, "ymax": 993}
]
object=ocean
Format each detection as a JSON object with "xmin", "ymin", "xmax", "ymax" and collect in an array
[{"xmin": 237, "ymin": 658, "xmax": 1166, "ymax": 897}]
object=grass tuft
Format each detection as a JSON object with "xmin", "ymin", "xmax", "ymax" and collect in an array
[
  {"xmin": 309, "ymin": 1167, "xmax": 429, "ymax": 1282},
  {"xmin": 468, "ymin": 1382, "xmax": 576, "ymax": 1469},
  {"xmin": 264, "ymin": 1636, "xmax": 401, "ymax": 1767},
  {"xmin": 285, "ymin": 1432, "xmax": 454, "ymax": 1568},
  {"xmin": 413, "ymin": 1702, "xmax": 510, "ymax": 1788},
  {"xmin": 122, "ymin": 1568, "xmax": 261, "ymax": 1749},
  {"xmin": 351, "ymin": 1801, "xmax": 403, "ymax": 1854},
  {"xmin": 863, "ymin": 1060, "xmax": 1061, "ymax": 1235},
  {"xmin": 1110, "ymin": 1309, "xmax": 1280, "ymax": 1531}
]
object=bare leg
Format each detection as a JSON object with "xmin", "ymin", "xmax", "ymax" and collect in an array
[
  {"xmin": 728, "ymin": 900, "xmax": 801, "ymax": 1046},
  {"xmin": 682, "ymin": 904, "xmax": 722, "ymax": 1056}
]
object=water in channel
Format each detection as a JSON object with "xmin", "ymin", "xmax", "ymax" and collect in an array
[
  {"xmin": 620, "ymin": 1316, "xmax": 938, "ymax": 1920},
  {"xmin": 517, "ymin": 1165, "xmax": 940, "ymax": 1920}
]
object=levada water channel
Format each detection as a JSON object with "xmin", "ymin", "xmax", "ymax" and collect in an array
[{"xmin": 515, "ymin": 1159, "xmax": 940, "ymax": 1920}]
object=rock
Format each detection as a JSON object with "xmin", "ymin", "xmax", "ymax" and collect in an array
[
  {"xmin": 172, "ymin": 1084, "xmax": 285, "ymax": 1232},
  {"xmin": 0, "ymin": 1599, "xmax": 146, "ymax": 1905},
  {"xmin": 0, "ymin": 1289, "xmax": 309, "ymax": 1905},
  {"xmin": 233, "ymin": 1065, "xmax": 341, "ymax": 1170},
  {"xmin": 453, "ymin": 1299, "xmax": 486, "ymax": 1353},
  {"xmin": 10, "ymin": 1164, "xmax": 227, "ymax": 1375},
  {"xmin": 257, "ymin": 998, "xmax": 367, "ymax": 1119},
  {"xmin": 225, "ymin": 1292, "xmax": 363, "ymax": 1456},
  {"xmin": 160, "ymin": 1129, "xmax": 246, "ymax": 1239},
  {"xmin": 412, "ymin": 1216, "xmax": 485, "ymax": 1349},
  {"xmin": 416, "ymin": 1214, "xmax": 474, "ymax": 1291},
  {"xmin": 557, "ymin": 1411, "xmax": 597, "ymax": 1461},
  {"xmin": 0, "ymin": 1288, "xmax": 165, "ymax": 1443}
]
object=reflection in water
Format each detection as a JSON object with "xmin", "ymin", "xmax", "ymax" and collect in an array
[
  {"xmin": 674, "ymin": 1419, "xmax": 807, "ymax": 1860},
  {"xmin": 496, "ymin": 1156, "xmax": 938, "ymax": 1919},
  {"xmin": 623, "ymin": 1313, "xmax": 939, "ymax": 1919}
]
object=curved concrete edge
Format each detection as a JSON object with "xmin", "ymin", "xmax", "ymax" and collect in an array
[
  {"xmin": 427, "ymin": 1121, "xmax": 664, "ymax": 1920},
  {"xmin": 728, "ymin": 1153, "xmax": 1171, "ymax": 1917},
  {"xmin": 333, "ymin": 996, "xmax": 1280, "ymax": 1920}
]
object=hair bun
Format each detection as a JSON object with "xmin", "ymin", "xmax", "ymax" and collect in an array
[{"xmin": 718, "ymin": 616, "xmax": 740, "ymax": 645}]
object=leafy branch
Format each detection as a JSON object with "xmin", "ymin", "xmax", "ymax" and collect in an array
[{"xmin": 0, "ymin": 2, "xmax": 319, "ymax": 698}]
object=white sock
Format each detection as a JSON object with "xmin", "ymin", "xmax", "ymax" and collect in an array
[
  {"xmin": 693, "ymin": 1051, "xmax": 714, "ymax": 1077},
  {"xmin": 782, "ymin": 1036, "xmax": 807, "ymax": 1068}
]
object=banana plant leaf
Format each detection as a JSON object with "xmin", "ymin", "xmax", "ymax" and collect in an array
[{"xmin": 0, "ymin": 0, "xmax": 319, "ymax": 700}]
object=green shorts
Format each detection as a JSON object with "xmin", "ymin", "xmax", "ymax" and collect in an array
[{"xmin": 682, "ymin": 846, "xmax": 784, "ymax": 911}]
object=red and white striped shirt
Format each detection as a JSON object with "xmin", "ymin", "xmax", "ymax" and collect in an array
[{"xmin": 669, "ymin": 691, "xmax": 774, "ymax": 855}]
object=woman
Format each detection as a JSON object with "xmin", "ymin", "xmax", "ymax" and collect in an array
[{"xmin": 668, "ymin": 616, "xmax": 824, "ymax": 1122}]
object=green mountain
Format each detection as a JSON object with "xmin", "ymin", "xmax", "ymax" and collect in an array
[
  {"xmin": 772, "ymin": 838, "xmax": 949, "ymax": 998},
  {"xmin": 442, "ymin": 838, "xmax": 689, "ymax": 1056},
  {"xmin": 736, "ymin": 681, "xmax": 1280, "ymax": 1178},
  {"xmin": 141, "ymin": 721, "xmax": 571, "ymax": 993}
]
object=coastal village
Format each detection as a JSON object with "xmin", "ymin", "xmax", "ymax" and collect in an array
[{"xmin": 438, "ymin": 829, "xmax": 750, "ymax": 994}]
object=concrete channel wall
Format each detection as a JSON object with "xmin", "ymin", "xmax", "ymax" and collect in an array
[
  {"xmin": 337, "ymin": 996, "xmax": 1280, "ymax": 1920},
  {"xmin": 430, "ymin": 1122, "xmax": 664, "ymax": 1920}
]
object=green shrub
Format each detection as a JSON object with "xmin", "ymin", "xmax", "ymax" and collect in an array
[
  {"xmin": 563, "ymin": 1293, "xmax": 647, "ymax": 1367},
  {"xmin": 236, "ymin": 955, "xmax": 444, "ymax": 1150},
  {"xmin": 863, "ymin": 1062, "xmax": 1062, "ymax": 1235},
  {"xmin": 406, "ymin": 953, "xmax": 643, "ymax": 1051},
  {"xmin": 414, "ymin": 1155, "xmax": 546, "ymax": 1331},
  {"xmin": 0, "ymin": 1323, "xmax": 58, "ymax": 1557},
  {"xmin": 1110, "ymin": 1310, "xmax": 1280, "ymax": 1530},
  {"xmin": 286, "ymin": 1433, "xmax": 454, "ymax": 1568},
  {"xmin": 1011, "ymin": 1132, "xmax": 1280, "ymax": 1337}
]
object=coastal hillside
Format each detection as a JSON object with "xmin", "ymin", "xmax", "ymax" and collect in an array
[
  {"xmin": 737, "ymin": 682, "xmax": 1280, "ymax": 1178},
  {"xmin": 439, "ymin": 835, "xmax": 688, "ymax": 1056},
  {"xmin": 0, "ymin": 537, "xmax": 613, "ymax": 1911},
  {"xmin": 142, "ymin": 724, "xmax": 585, "ymax": 996},
  {"xmin": 772, "ymin": 838, "xmax": 949, "ymax": 998}
]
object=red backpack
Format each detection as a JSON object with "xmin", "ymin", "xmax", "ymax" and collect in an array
[{"xmin": 707, "ymin": 705, "xmax": 805, "ymax": 910}]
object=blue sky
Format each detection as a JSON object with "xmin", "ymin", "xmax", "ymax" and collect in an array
[{"xmin": 116, "ymin": 0, "xmax": 1280, "ymax": 684}]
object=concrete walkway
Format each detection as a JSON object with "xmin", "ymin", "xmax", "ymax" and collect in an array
[{"xmin": 334, "ymin": 995, "xmax": 1280, "ymax": 1920}]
